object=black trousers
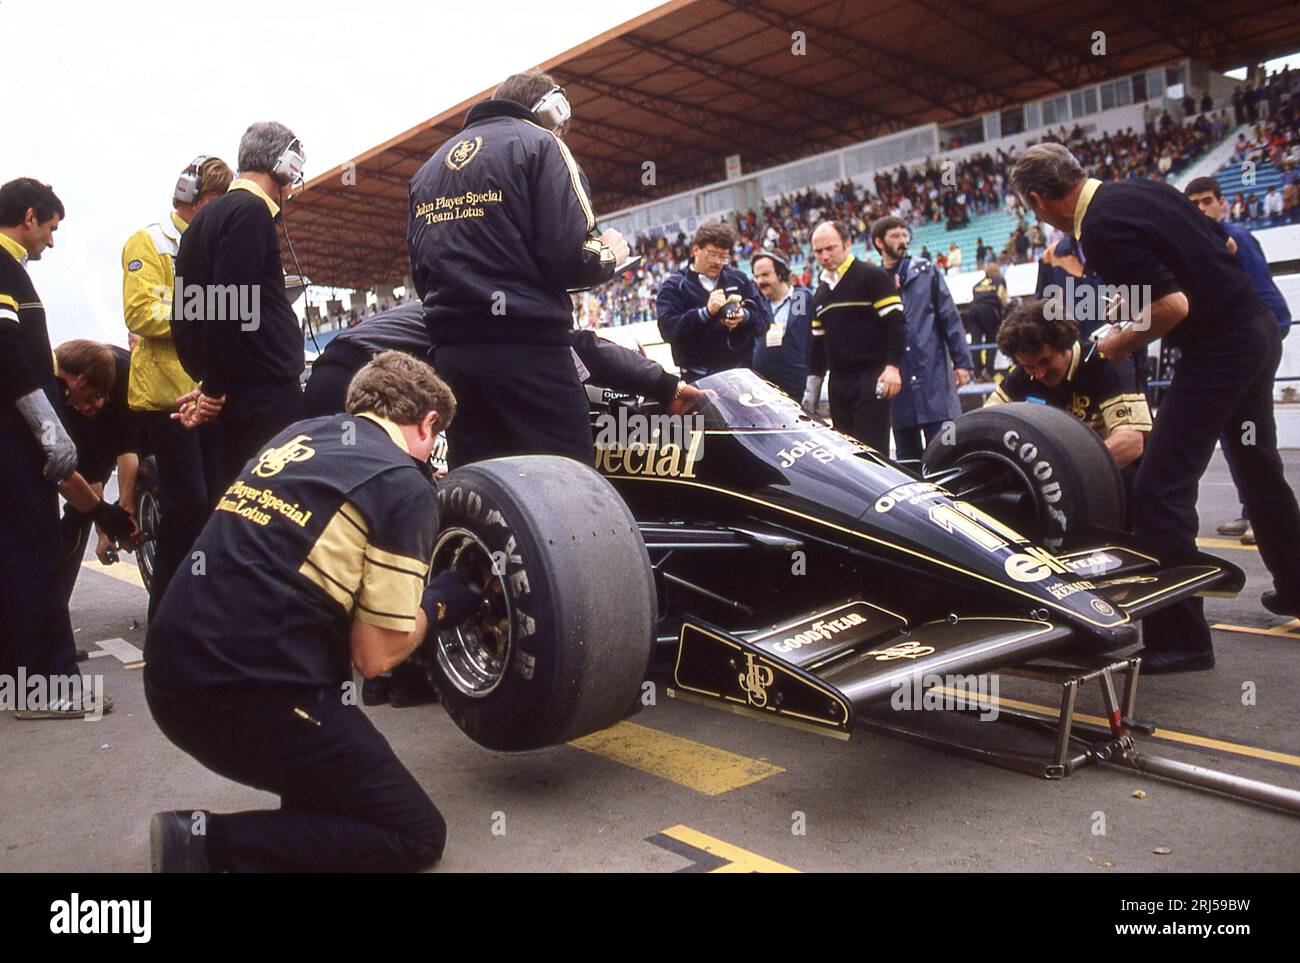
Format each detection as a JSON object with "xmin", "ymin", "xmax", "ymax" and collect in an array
[
  {"xmin": 433, "ymin": 343, "xmax": 593, "ymax": 469},
  {"xmin": 145, "ymin": 680, "xmax": 445, "ymax": 872},
  {"xmin": 60, "ymin": 504, "xmax": 96, "ymax": 601},
  {"xmin": 0, "ymin": 425, "xmax": 78, "ymax": 680},
  {"xmin": 143, "ymin": 412, "xmax": 225, "ymax": 620},
  {"xmin": 964, "ymin": 302, "xmax": 1001, "ymax": 375},
  {"xmin": 828, "ymin": 365, "xmax": 892, "ymax": 453},
  {"xmin": 302, "ymin": 359, "xmax": 354, "ymax": 419},
  {"xmin": 219, "ymin": 382, "xmax": 304, "ymax": 487},
  {"xmin": 893, "ymin": 420, "xmax": 946, "ymax": 462},
  {"xmin": 1133, "ymin": 313, "xmax": 1300, "ymax": 653}
]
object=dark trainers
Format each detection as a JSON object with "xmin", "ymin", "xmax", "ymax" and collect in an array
[
  {"xmin": 389, "ymin": 661, "xmax": 438, "ymax": 708},
  {"xmin": 1262, "ymin": 590, "xmax": 1300, "ymax": 618},
  {"xmin": 1134, "ymin": 647, "xmax": 1215, "ymax": 674},
  {"xmin": 150, "ymin": 811, "xmax": 212, "ymax": 873}
]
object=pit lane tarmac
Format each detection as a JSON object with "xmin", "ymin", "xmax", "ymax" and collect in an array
[{"xmin": 4, "ymin": 451, "xmax": 1298, "ymax": 873}]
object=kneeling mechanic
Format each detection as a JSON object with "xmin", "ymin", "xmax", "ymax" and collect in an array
[{"xmin": 144, "ymin": 352, "xmax": 481, "ymax": 872}]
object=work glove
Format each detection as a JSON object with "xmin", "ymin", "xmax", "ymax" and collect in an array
[
  {"xmin": 420, "ymin": 570, "xmax": 488, "ymax": 629},
  {"xmin": 15, "ymin": 388, "xmax": 78, "ymax": 483},
  {"xmin": 92, "ymin": 500, "xmax": 136, "ymax": 542},
  {"xmin": 800, "ymin": 375, "xmax": 824, "ymax": 415}
]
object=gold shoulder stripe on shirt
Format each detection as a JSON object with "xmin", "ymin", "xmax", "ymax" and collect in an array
[
  {"xmin": 298, "ymin": 502, "xmax": 368, "ymax": 612},
  {"xmin": 0, "ymin": 293, "xmax": 18, "ymax": 311},
  {"xmin": 551, "ymin": 132, "xmax": 595, "ymax": 230},
  {"xmin": 872, "ymin": 295, "xmax": 902, "ymax": 309}
]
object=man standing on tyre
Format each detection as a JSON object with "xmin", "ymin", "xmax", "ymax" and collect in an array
[
  {"xmin": 408, "ymin": 70, "xmax": 628, "ymax": 469},
  {"xmin": 803, "ymin": 220, "xmax": 906, "ymax": 453},
  {"xmin": 656, "ymin": 223, "xmax": 771, "ymax": 383},
  {"xmin": 145, "ymin": 352, "xmax": 480, "ymax": 871},
  {"xmin": 1010, "ymin": 143, "xmax": 1300, "ymax": 672}
]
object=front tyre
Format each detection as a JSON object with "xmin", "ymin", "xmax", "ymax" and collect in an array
[{"xmin": 428, "ymin": 456, "xmax": 655, "ymax": 752}]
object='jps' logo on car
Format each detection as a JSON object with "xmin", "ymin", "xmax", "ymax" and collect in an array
[
  {"xmin": 253, "ymin": 435, "xmax": 315, "ymax": 478},
  {"xmin": 445, "ymin": 136, "xmax": 482, "ymax": 171},
  {"xmin": 737, "ymin": 652, "xmax": 775, "ymax": 708}
]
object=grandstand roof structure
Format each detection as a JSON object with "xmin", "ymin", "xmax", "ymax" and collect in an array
[{"xmin": 286, "ymin": 0, "xmax": 1300, "ymax": 291}]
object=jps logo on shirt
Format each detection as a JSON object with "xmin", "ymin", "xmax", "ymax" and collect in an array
[
  {"xmin": 445, "ymin": 136, "xmax": 483, "ymax": 171},
  {"xmin": 253, "ymin": 435, "xmax": 316, "ymax": 478}
]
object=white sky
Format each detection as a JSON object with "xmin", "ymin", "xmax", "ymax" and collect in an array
[{"xmin": 2, "ymin": 0, "xmax": 662, "ymax": 344}]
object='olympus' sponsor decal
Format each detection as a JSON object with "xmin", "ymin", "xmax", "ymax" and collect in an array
[{"xmin": 874, "ymin": 481, "xmax": 947, "ymax": 514}]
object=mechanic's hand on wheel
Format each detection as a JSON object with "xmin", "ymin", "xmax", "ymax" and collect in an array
[
  {"xmin": 600, "ymin": 228, "xmax": 630, "ymax": 267},
  {"xmin": 15, "ymin": 388, "xmax": 78, "ymax": 483},
  {"xmin": 92, "ymin": 500, "xmax": 137, "ymax": 543},
  {"xmin": 94, "ymin": 529, "xmax": 119, "ymax": 565},
  {"xmin": 420, "ymin": 570, "xmax": 489, "ymax": 629},
  {"xmin": 876, "ymin": 365, "xmax": 902, "ymax": 401},
  {"xmin": 706, "ymin": 289, "xmax": 728, "ymax": 317}
]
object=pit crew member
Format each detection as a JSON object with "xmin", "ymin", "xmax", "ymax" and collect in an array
[
  {"xmin": 408, "ymin": 69, "xmax": 627, "ymax": 468},
  {"xmin": 122, "ymin": 155, "xmax": 232, "ymax": 617},
  {"xmin": 1011, "ymin": 142, "xmax": 1300, "ymax": 672},
  {"xmin": 145, "ymin": 352, "xmax": 479, "ymax": 872},
  {"xmin": 804, "ymin": 220, "xmax": 906, "ymax": 452}
]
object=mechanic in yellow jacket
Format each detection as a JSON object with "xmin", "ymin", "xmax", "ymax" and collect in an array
[{"xmin": 122, "ymin": 155, "xmax": 232, "ymax": 617}]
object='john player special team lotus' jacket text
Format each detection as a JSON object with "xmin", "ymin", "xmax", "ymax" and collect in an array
[{"xmin": 408, "ymin": 99, "xmax": 616, "ymax": 348}]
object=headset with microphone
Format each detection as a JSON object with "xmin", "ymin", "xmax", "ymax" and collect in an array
[
  {"xmin": 751, "ymin": 249, "xmax": 792, "ymax": 283},
  {"xmin": 272, "ymin": 137, "xmax": 307, "ymax": 189},
  {"xmin": 173, "ymin": 155, "xmax": 214, "ymax": 205},
  {"xmin": 531, "ymin": 85, "xmax": 572, "ymax": 131}
]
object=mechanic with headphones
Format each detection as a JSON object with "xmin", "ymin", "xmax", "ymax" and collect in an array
[
  {"xmin": 749, "ymin": 249, "xmax": 811, "ymax": 400},
  {"xmin": 408, "ymin": 70, "xmax": 632, "ymax": 468},
  {"xmin": 171, "ymin": 122, "xmax": 308, "ymax": 488},
  {"xmin": 121, "ymin": 154, "xmax": 233, "ymax": 616}
]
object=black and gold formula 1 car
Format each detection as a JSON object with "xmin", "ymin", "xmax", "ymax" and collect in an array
[{"xmin": 425, "ymin": 368, "xmax": 1243, "ymax": 752}]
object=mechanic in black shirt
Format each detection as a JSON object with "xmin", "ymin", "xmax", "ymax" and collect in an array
[
  {"xmin": 408, "ymin": 70, "xmax": 627, "ymax": 468},
  {"xmin": 1010, "ymin": 143, "xmax": 1300, "ymax": 672},
  {"xmin": 145, "ymin": 352, "xmax": 481, "ymax": 872},
  {"xmin": 304, "ymin": 300, "xmax": 696, "ymax": 420},
  {"xmin": 53, "ymin": 339, "xmax": 144, "ymax": 598},
  {"xmin": 171, "ymin": 122, "xmax": 307, "ymax": 486},
  {"xmin": 804, "ymin": 220, "xmax": 906, "ymax": 453},
  {"xmin": 656, "ymin": 222, "xmax": 771, "ymax": 381},
  {"xmin": 986, "ymin": 298, "xmax": 1152, "ymax": 504}
]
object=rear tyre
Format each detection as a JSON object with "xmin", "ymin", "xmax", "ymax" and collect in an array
[
  {"xmin": 921, "ymin": 402, "xmax": 1125, "ymax": 549},
  {"xmin": 428, "ymin": 455, "xmax": 655, "ymax": 751}
]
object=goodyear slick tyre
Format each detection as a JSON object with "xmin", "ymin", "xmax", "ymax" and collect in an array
[
  {"xmin": 921, "ymin": 401, "xmax": 1124, "ymax": 549},
  {"xmin": 134, "ymin": 455, "xmax": 161, "ymax": 594},
  {"xmin": 429, "ymin": 455, "xmax": 655, "ymax": 752}
]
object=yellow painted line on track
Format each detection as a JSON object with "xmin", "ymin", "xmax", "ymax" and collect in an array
[
  {"xmin": 660, "ymin": 825, "xmax": 799, "ymax": 872},
  {"xmin": 1212, "ymin": 620, "xmax": 1300, "ymax": 640},
  {"xmin": 934, "ymin": 686, "xmax": 1300, "ymax": 769},
  {"xmin": 1196, "ymin": 537, "xmax": 1258, "ymax": 552},
  {"xmin": 81, "ymin": 559, "xmax": 146, "ymax": 591},
  {"xmin": 568, "ymin": 720, "xmax": 783, "ymax": 796}
]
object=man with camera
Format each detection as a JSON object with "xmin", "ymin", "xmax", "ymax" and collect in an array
[{"xmin": 657, "ymin": 223, "xmax": 771, "ymax": 383}]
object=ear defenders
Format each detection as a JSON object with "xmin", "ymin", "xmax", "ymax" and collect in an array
[
  {"xmin": 272, "ymin": 138, "xmax": 307, "ymax": 189},
  {"xmin": 531, "ymin": 85, "xmax": 572, "ymax": 131},
  {"xmin": 752, "ymin": 249, "xmax": 791, "ymax": 283},
  {"xmin": 173, "ymin": 155, "xmax": 213, "ymax": 205}
]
